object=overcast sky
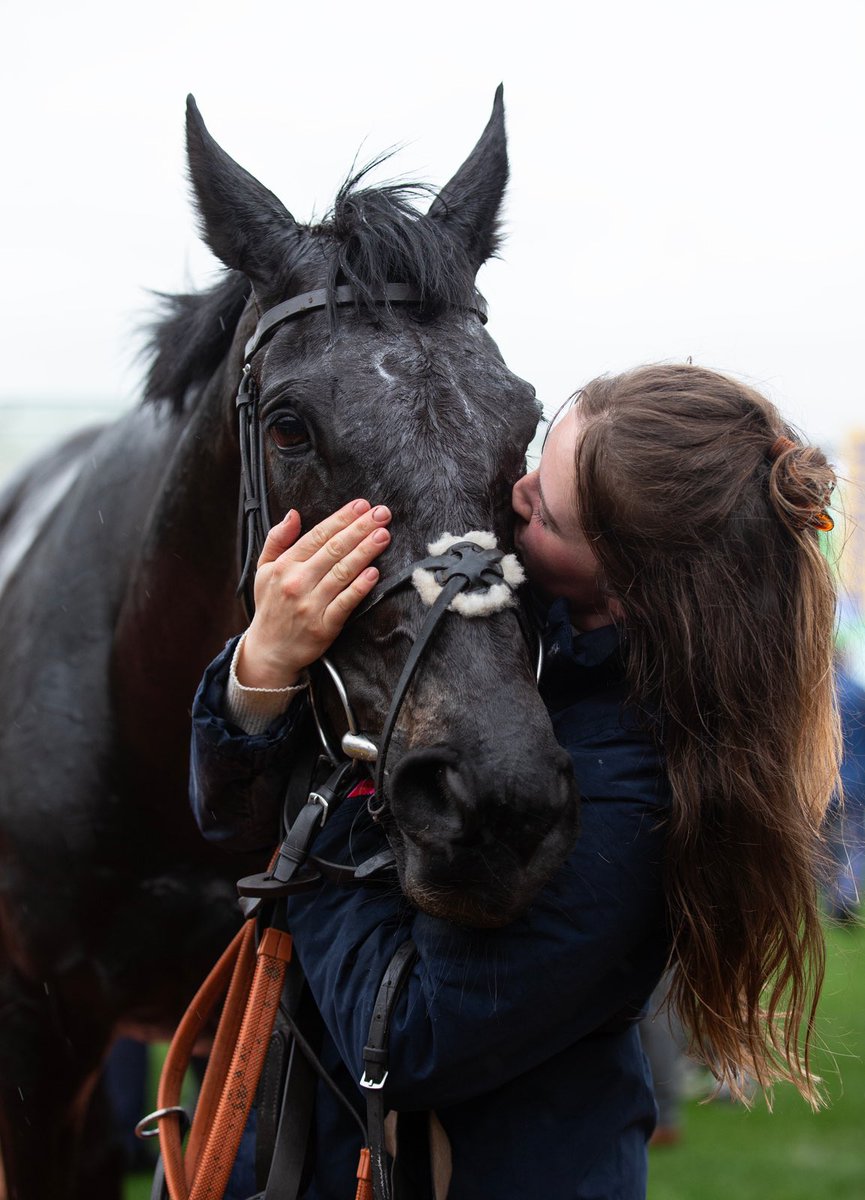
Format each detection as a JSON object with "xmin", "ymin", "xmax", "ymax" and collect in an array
[{"xmin": 1, "ymin": 0, "xmax": 862, "ymax": 450}]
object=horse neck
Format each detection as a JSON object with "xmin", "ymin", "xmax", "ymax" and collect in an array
[{"xmin": 112, "ymin": 370, "xmax": 246, "ymax": 766}]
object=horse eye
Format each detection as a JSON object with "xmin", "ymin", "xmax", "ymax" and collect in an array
[{"xmin": 268, "ymin": 414, "xmax": 310, "ymax": 452}]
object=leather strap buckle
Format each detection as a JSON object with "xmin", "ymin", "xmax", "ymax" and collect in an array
[
  {"xmin": 307, "ymin": 790, "xmax": 330, "ymax": 825},
  {"xmin": 359, "ymin": 1068, "xmax": 389, "ymax": 1091}
]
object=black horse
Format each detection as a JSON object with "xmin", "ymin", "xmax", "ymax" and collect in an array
[{"xmin": 0, "ymin": 91, "xmax": 578, "ymax": 1198}]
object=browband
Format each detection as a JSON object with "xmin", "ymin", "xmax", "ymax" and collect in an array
[{"xmin": 244, "ymin": 282, "xmax": 488, "ymax": 362}]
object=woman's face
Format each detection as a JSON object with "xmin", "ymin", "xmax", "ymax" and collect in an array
[{"xmin": 512, "ymin": 407, "xmax": 614, "ymax": 629}]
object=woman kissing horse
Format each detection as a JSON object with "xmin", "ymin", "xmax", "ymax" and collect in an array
[{"xmin": 0, "ymin": 90, "xmax": 577, "ymax": 1199}]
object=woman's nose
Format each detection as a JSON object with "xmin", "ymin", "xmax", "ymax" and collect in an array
[{"xmin": 511, "ymin": 470, "xmax": 536, "ymax": 522}]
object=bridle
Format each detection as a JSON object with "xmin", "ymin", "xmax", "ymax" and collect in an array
[{"xmin": 233, "ymin": 281, "xmax": 541, "ymax": 810}]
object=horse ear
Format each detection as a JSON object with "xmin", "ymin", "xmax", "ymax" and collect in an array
[
  {"xmin": 185, "ymin": 95, "xmax": 302, "ymax": 291},
  {"xmin": 427, "ymin": 85, "xmax": 508, "ymax": 272}
]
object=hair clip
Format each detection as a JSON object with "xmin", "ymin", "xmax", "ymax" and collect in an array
[
  {"xmin": 768, "ymin": 435, "xmax": 797, "ymax": 459},
  {"xmin": 767, "ymin": 434, "xmax": 833, "ymax": 531}
]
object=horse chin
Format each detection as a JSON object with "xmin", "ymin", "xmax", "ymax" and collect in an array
[
  {"xmin": 408, "ymin": 888, "xmax": 520, "ymax": 929},
  {"xmin": 399, "ymin": 871, "xmax": 537, "ymax": 929},
  {"xmin": 392, "ymin": 826, "xmax": 576, "ymax": 929}
]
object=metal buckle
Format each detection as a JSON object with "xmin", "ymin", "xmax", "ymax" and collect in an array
[
  {"xmin": 307, "ymin": 791, "xmax": 329, "ymax": 825},
  {"xmin": 360, "ymin": 1069, "xmax": 388, "ymax": 1090}
]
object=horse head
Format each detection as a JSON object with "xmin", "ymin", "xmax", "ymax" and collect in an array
[{"xmin": 185, "ymin": 93, "xmax": 579, "ymax": 927}]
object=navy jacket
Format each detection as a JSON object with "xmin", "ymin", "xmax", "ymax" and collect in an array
[{"xmin": 190, "ymin": 606, "xmax": 671, "ymax": 1199}]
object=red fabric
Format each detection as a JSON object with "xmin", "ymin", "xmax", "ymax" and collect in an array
[{"xmin": 347, "ymin": 779, "xmax": 375, "ymax": 798}]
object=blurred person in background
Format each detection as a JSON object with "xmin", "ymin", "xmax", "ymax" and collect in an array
[{"xmin": 824, "ymin": 652, "xmax": 865, "ymax": 924}]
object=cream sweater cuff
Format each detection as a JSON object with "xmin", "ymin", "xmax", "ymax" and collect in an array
[{"xmin": 225, "ymin": 632, "xmax": 309, "ymax": 736}]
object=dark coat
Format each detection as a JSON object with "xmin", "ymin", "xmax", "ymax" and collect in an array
[{"xmin": 190, "ymin": 607, "xmax": 671, "ymax": 1199}]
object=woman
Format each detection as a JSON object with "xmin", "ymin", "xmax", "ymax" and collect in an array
[{"xmin": 191, "ymin": 363, "xmax": 839, "ymax": 1199}]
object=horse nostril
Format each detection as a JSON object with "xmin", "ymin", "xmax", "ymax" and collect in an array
[
  {"xmin": 390, "ymin": 745, "xmax": 577, "ymax": 859},
  {"xmin": 390, "ymin": 749, "xmax": 481, "ymax": 845}
]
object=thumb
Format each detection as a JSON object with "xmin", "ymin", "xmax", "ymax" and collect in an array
[{"xmin": 258, "ymin": 509, "xmax": 301, "ymax": 566}]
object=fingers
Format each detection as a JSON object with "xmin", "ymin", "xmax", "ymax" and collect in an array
[
  {"xmin": 323, "ymin": 564, "xmax": 382, "ymax": 630},
  {"xmin": 317, "ymin": 525, "xmax": 391, "ymax": 606},
  {"xmin": 242, "ymin": 500, "xmax": 393, "ymax": 682},
  {"xmin": 290, "ymin": 499, "xmax": 376, "ymax": 564},
  {"xmin": 294, "ymin": 502, "xmax": 392, "ymax": 583},
  {"xmin": 253, "ymin": 500, "xmax": 391, "ymax": 652},
  {"xmin": 258, "ymin": 509, "xmax": 301, "ymax": 567},
  {"xmin": 259, "ymin": 500, "xmax": 391, "ymax": 583}
]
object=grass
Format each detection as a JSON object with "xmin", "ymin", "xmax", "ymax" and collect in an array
[
  {"xmin": 647, "ymin": 922, "xmax": 865, "ymax": 1200},
  {"xmin": 124, "ymin": 922, "xmax": 865, "ymax": 1200}
]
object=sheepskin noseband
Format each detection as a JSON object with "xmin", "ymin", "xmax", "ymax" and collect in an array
[{"xmin": 412, "ymin": 531, "xmax": 525, "ymax": 617}]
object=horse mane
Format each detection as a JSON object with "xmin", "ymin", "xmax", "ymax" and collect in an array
[
  {"xmin": 142, "ymin": 270, "xmax": 251, "ymax": 413},
  {"xmin": 143, "ymin": 163, "xmax": 495, "ymax": 413}
]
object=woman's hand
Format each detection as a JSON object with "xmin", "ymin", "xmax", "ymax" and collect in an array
[{"xmin": 236, "ymin": 499, "xmax": 392, "ymax": 688}]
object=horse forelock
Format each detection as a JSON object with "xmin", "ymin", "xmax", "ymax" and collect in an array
[{"xmin": 317, "ymin": 165, "xmax": 490, "ymax": 324}]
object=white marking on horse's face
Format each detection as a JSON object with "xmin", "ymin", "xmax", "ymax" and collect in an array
[
  {"xmin": 373, "ymin": 350, "xmax": 397, "ymax": 385},
  {"xmin": 0, "ymin": 457, "xmax": 85, "ymax": 598},
  {"xmin": 437, "ymin": 360, "xmax": 475, "ymax": 423},
  {"xmin": 373, "ymin": 346, "xmax": 476, "ymax": 422}
]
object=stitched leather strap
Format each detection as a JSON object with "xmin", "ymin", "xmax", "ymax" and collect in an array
[
  {"xmin": 370, "ymin": 574, "xmax": 465, "ymax": 810},
  {"xmin": 361, "ymin": 940, "xmax": 419, "ymax": 1200},
  {"xmin": 244, "ymin": 284, "xmax": 426, "ymax": 361},
  {"xmin": 155, "ymin": 923, "xmax": 253, "ymax": 1199},
  {"xmin": 237, "ymin": 760, "xmax": 357, "ymax": 901},
  {"xmin": 187, "ymin": 928, "xmax": 294, "ymax": 1200}
]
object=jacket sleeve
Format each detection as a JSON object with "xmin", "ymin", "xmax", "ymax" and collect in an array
[
  {"xmin": 190, "ymin": 637, "xmax": 311, "ymax": 853},
  {"xmin": 284, "ymin": 781, "xmax": 669, "ymax": 1112}
]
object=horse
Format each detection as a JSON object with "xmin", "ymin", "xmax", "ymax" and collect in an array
[{"xmin": 0, "ymin": 90, "xmax": 578, "ymax": 1198}]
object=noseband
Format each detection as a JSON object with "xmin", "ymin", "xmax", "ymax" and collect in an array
[{"xmin": 234, "ymin": 282, "xmax": 540, "ymax": 809}]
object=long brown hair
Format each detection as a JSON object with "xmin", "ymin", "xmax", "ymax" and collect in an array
[{"xmin": 574, "ymin": 364, "xmax": 839, "ymax": 1106}]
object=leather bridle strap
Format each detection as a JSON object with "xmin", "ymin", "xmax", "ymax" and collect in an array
[
  {"xmin": 235, "ymin": 364, "xmax": 269, "ymax": 618},
  {"xmin": 248, "ymin": 284, "xmax": 418, "ymax": 361},
  {"xmin": 236, "ymin": 759, "xmax": 362, "ymax": 910},
  {"xmin": 360, "ymin": 939, "xmax": 420, "ymax": 1200},
  {"xmin": 369, "ymin": 573, "xmax": 465, "ymax": 811},
  {"xmin": 244, "ymin": 283, "xmax": 488, "ymax": 362},
  {"xmin": 350, "ymin": 542, "xmax": 507, "ymax": 623}
]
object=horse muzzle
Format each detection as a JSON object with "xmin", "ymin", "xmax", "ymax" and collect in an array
[{"xmin": 385, "ymin": 743, "xmax": 579, "ymax": 926}]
